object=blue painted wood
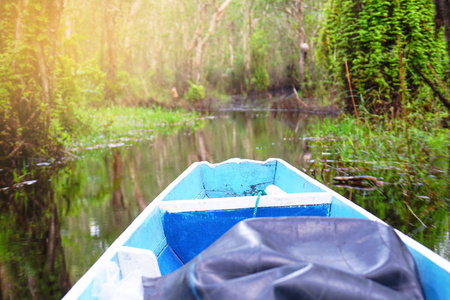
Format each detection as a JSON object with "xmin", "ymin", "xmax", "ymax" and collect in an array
[
  {"xmin": 200, "ymin": 160, "xmax": 277, "ymax": 197},
  {"xmin": 274, "ymin": 162, "xmax": 325, "ymax": 193},
  {"xmin": 123, "ymin": 208, "xmax": 166, "ymax": 253},
  {"xmin": 77, "ymin": 281, "xmax": 94, "ymax": 300},
  {"xmin": 329, "ymin": 196, "xmax": 368, "ymax": 218},
  {"xmin": 163, "ymin": 204, "xmax": 330, "ymax": 264},
  {"xmin": 407, "ymin": 246, "xmax": 450, "ymax": 300},
  {"xmin": 163, "ymin": 165, "xmax": 204, "ymax": 201},
  {"xmin": 157, "ymin": 245, "xmax": 184, "ymax": 276},
  {"xmin": 76, "ymin": 254, "xmax": 120, "ymax": 300},
  {"xmin": 195, "ymin": 189, "xmax": 207, "ymax": 199}
]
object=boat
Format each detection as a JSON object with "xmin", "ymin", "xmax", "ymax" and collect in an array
[{"xmin": 63, "ymin": 158, "xmax": 450, "ymax": 300}]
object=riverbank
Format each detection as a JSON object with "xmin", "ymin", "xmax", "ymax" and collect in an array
[
  {"xmin": 64, "ymin": 106, "xmax": 205, "ymax": 153},
  {"xmin": 306, "ymin": 114, "xmax": 449, "ymax": 173},
  {"xmin": 304, "ymin": 113, "xmax": 449, "ymax": 247}
]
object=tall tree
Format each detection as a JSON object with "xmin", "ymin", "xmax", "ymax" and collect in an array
[
  {"xmin": 190, "ymin": 0, "xmax": 233, "ymax": 82},
  {"xmin": 435, "ymin": 0, "xmax": 450, "ymax": 68},
  {"xmin": 241, "ymin": 0, "xmax": 256, "ymax": 91},
  {"xmin": 297, "ymin": 0, "xmax": 305, "ymax": 84},
  {"xmin": 104, "ymin": 0, "xmax": 117, "ymax": 103},
  {"xmin": 0, "ymin": 0, "xmax": 65, "ymax": 158},
  {"xmin": 123, "ymin": 0, "xmax": 142, "ymax": 66},
  {"xmin": 320, "ymin": 0, "xmax": 447, "ymax": 115}
]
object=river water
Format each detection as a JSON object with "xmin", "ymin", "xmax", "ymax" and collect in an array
[{"xmin": 0, "ymin": 111, "xmax": 448, "ymax": 299}]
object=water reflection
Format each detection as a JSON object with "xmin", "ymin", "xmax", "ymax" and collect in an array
[
  {"xmin": 0, "ymin": 111, "xmax": 448, "ymax": 299},
  {"xmin": 0, "ymin": 163, "xmax": 71, "ymax": 299},
  {"xmin": 58, "ymin": 111, "xmax": 329, "ymax": 284}
]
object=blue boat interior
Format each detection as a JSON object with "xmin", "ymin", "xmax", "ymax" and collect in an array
[
  {"xmin": 76, "ymin": 160, "xmax": 450, "ymax": 300},
  {"xmin": 124, "ymin": 161, "xmax": 328, "ymax": 274},
  {"xmin": 162, "ymin": 160, "xmax": 325, "ymax": 200},
  {"xmin": 155, "ymin": 160, "xmax": 331, "ymax": 271}
]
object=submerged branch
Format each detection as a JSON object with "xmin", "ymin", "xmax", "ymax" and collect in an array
[
  {"xmin": 404, "ymin": 201, "xmax": 428, "ymax": 229},
  {"xmin": 7, "ymin": 141, "xmax": 25, "ymax": 159}
]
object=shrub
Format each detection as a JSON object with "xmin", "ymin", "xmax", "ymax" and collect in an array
[{"xmin": 185, "ymin": 81, "xmax": 205, "ymax": 102}]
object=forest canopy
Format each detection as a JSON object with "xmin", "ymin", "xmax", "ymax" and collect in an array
[{"xmin": 0, "ymin": 0, "xmax": 448, "ymax": 159}]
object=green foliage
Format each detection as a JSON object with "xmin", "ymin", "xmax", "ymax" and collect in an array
[
  {"xmin": 77, "ymin": 59, "xmax": 106, "ymax": 105},
  {"xmin": 185, "ymin": 81, "xmax": 206, "ymax": 102},
  {"xmin": 68, "ymin": 106, "xmax": 204, "ymax": 150},
  {"xmin": 0, "ymin": 0, "xmax": 66, "ymax": 158},
  {"xmin": 228, "ymin": 54, "xmax": 248, "ymax": 93},
  {"xmin": 307, "ymin": 112, "xmax": 449, "ymax": 197},
  {"xmin": 3, "ymin": 0, "xmax": 448, "ymax": 161},
  {"xmin": 305, "ymin": 112, "xmax": 449, "ymax": 244},
  {"xmin": 250, "ymin": 30, "xmax": 270, "ymax": 92},
  {"xmin": 319, "ymin": 0, "xmax": 447, "ymax": 114}
]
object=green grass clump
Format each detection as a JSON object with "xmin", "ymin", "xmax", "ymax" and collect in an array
[
  {"xmin": 306, "ymin": 112, "xmax": 449, "ymax": 204},
  {"xmin": 307, "ymin": 115, "xmax": 448, "ymax": 170},
  {"xmin": 65, "ymin": 106, "xmax": 204, "ymax": 151},
  {"xmin": 305, "ymin": 112, "xmax": 449, "ymax": 249}
]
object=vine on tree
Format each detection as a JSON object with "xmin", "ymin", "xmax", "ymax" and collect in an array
[{"xmin": 319, "ymin": 0, "xmax": 447, "ymax": 115}]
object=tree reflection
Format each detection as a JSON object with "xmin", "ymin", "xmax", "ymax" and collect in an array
[
  {"xmin": 129, "ymin": 148, "xmax": 147, "ymax": 211},
  {"xmin": 0, "ymin": 162, "xmax": 71, "ymax": 299},
  {"xmin": 111, "ymin": 150, "xmax": 124, "ymax": 210}
]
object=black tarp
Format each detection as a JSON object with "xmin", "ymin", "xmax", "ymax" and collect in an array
[{"xmin": 142, "ymin": 217, "xmax": 424, "ymax": 300}]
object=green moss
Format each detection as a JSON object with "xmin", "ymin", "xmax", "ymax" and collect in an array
[{"xmin": 319, "ymin": 0, "xmax": 447, "ymax": 114}]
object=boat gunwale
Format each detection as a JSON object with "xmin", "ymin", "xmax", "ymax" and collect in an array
[
  {"xmin": 63, "ymin": 158, "xmax": 450, "ymax": 300},
  {"xmin": 62, "ymin": 161, "xmax": 202, "ymax": 299}
]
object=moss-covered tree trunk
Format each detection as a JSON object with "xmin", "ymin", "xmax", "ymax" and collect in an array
[
  {"xmin": 0, "ymin": 0, "xmax": 64, "ymax": 159},
  {"xmin": 297, "ymin": 0, "xmax": 305, "ymax": 84},
  {"xmin": 435, "ymin": 0, "xmax": 450, "ymax": 68},
  {"xmin": 320, "ymin": 0, "xmax": 447, "ymax": 115}
]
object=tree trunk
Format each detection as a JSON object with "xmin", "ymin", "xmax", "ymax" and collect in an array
[
  {"xmin": 34, "ymin": 0, "xmax": 64, "ymax": 109},
  {"xmin": 191, "ymin": 0, "xmax": 233, "ymax": 82},
  {"xmin": 104, "ymin": 1, "xmax": 117, "ymax": 103},
  {"xmin": 228, "ymin": 32, "xmax": 234, "ymax": 67},
  {"xmin": 297, "ymin": 0, "xmax": 305, "ymax": 84},
  {"xmin": 242, "ymin": 0, "xmax": 254, "ymax": 92},
  {"xmin": 35, "ymin": 42, "xmax": 51, "ymax": 107},
  {"xmin": 435, "ymin": 0, "xmax": 450, "ymax": 68},
  {"xmin": 124, "ymin": 0, "xmax": 142, "ymax": 68},
  {"xmin": 194, "ymin": 41, "xmax": 204, "ymax": 82},
  {"xmin": 13, "ymin": 0, "xmax": 27, "ymax": 54}
]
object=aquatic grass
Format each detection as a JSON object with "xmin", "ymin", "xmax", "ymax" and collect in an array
[
  {"xmin": 305, "ymin": 113, "xmax": 449, "ymax": 241},
  {"xmin": 65, "ymin": 106, "xmax": 205, "ymax": 151},
  {"xmin": 309, "ymin": 115, "xmax": 449, "ymax": 170}
]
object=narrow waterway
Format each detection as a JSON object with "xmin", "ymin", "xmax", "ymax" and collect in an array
[{"xmin": 0, "ymin": 111, "xmax": 448, "ymax": 299}]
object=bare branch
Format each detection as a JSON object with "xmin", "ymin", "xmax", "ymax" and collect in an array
[{"xmin": 413, "ymin": 64, "xmax": 450, "ymax": 111}]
